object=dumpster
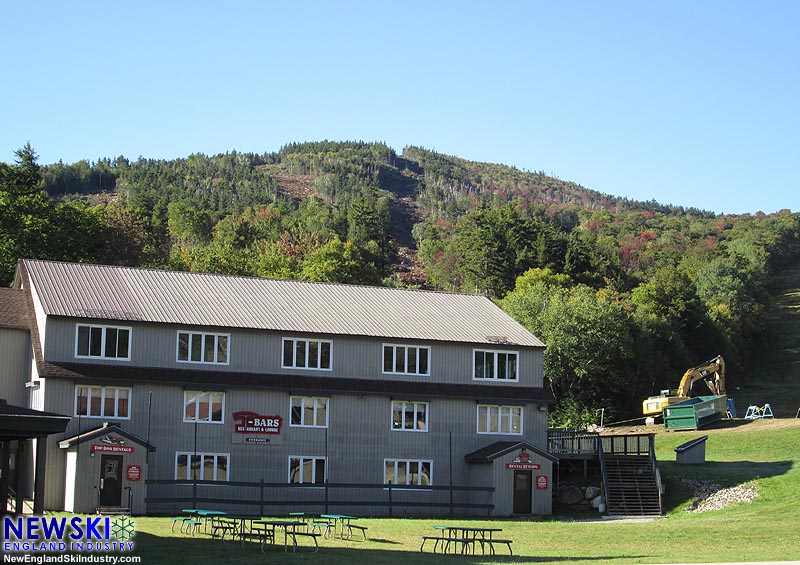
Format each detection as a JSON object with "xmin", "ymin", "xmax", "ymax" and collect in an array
[{"xmin": 663, "ymin": 395, "xmax": 727, "ymax": 430}]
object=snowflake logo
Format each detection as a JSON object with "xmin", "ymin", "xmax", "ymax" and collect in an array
[{"xmin": 111, "ymin": 516, "xmax": 136, "ymax": 541}]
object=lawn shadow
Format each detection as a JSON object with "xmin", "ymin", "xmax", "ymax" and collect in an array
[{"xmin": 129, "ymin": 530, "xmax": 643, "ymax": 564}]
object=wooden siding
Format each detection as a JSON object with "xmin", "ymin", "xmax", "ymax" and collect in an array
[
  {"xmin": 0, "ymin": 328, "xmax": 31, "ymax": 406},
  {"xmin": 43, "ymin": 318, "xmax": 544, "ymax": 386}
]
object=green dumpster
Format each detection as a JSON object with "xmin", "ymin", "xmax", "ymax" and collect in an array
[{"xmin": 663, "ymin": 395, "xmax": 728, "ymax": 430}]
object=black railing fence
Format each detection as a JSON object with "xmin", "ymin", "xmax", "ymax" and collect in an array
[{"xmin": 145, "ymin": 479, "xmax": 494, "ymax": 517}]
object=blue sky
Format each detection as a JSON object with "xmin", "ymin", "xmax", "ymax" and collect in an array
[{"xmin": 2, "ymin": 1, "xmax": 798, "ymax": 215}]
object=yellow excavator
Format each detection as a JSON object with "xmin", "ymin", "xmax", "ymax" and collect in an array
[{"xmin": 642, "ymin": 355, "xmax": 726, "ymax": 416}]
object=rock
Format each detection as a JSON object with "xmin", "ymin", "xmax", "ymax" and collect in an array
[
  {"xmin": 678, "ymin": 477, "xmax": 759, "ymax": 513},
  {"xmin": 585, "ymin": 486, "xmax": 601, "ymax": 499},
  {"xmin": 557, "ymin": 485, "xmax": 584, "ymax": 505},
  {"xmin": 589, "ymin": 495, "xmax": 603, "ymax": 509}
]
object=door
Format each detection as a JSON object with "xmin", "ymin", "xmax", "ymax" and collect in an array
[
  {"xmin": 513, "ymin": 470, "xmax": 532, "ymax": 514},
  {"xmin": 99, "ymin": 455, "xmax": 123, "ymax": 507}
]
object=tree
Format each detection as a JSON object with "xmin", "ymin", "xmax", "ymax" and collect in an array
[{"xmin": 0, "ymin": 144, "xmax": 57, "ymax": 284}]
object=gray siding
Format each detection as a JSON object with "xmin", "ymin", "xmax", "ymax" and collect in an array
[
  {"xmin": 39, "ymin": 376, "xmax": 549, "ymax": 515},
  {"xmin": 43, "ymin": 318, "xmax": 544, "ymax": 386},
  {"xmin": 0, "ymin": 328, "xmax": 31, "ymax": 406}
]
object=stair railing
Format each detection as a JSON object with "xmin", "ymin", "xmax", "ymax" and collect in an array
[
  {"xmin": 648, "ymin": 435, "xmax": 664, "ymax": 514},
  {"xmin": 597, "ymin": 439, "xmax": 611, "ymax": 514}
]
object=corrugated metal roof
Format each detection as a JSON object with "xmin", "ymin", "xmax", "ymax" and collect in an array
[{"xmin": 22, "ymin": 260, "xmax": 545, "ymax": 347}]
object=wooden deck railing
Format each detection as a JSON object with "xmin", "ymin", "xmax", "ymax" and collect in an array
[
  {"xmin": 548, "ymin": 429, "xmax": 656, "ymax": 457},
  {"xmin": 547, "ymin": 429, "xmax": 599, "ymax": 455}
]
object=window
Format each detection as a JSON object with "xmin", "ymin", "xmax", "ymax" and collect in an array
[
  {"xmin": 282, "ymin": 338, "xmax": 332, "ymax": 370},
  {"xmin": 183, "ymin": 390, "xmax": 225, "ymax": 423},
  {"xmin": 175, "ymin": 452, "xmax": 228, "ymax": 481},
  {"xmin": 76, "ymin": 324, "xmax": 131, "ymax": 360},
  {"xmin": 391, "ymin": 400, "xmax": 428, "ymax": 432},
  {"xmin": 477, "ymin": 404, "xmax": 523, "ymax": 435},
  {"xmin": 473, "ymin": 350, "xmax": 518, "ymax": 381},
  {"xmin": 177, "ymin": 331, "xmax": 229, "ymax": 365},
  {"xmin": 289, "ymin": 456, "xmax": 326, "ymax": 484},
  {"xmin": 75, "ymin": 385, "xmax": 131, "ymax": 419},
  {"xmin": 384, "ymin": 459, "xmax": 432, "ymax": 487},
  {"xmin": 383, "ymin": 345, "xmax": 430, "ymax": 376},
  {"xmin": 290, "ymin": 396, "xmax": 328, "ymax": 428}
]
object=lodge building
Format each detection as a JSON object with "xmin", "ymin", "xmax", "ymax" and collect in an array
[{"xmin": 0, "ymin": 259, "xmax": 556, "ymax": 516}]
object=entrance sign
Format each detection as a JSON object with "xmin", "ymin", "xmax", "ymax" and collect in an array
[
  {"xmin": 232, "ymin": 411, "xmax": 283, "ymax": 434},
  {"xmin": 127, "ymin": 465, "xmax": 141, "ymax": 481},
  {"xmin": 536, "ymin": 475, "xmax": 548, "ymax": 489},
  {"xmin": 92, "ymin": 444, "xmax": 134, "ymax": 454},
  {"xmin": 506, "ymin": 462, "xmax": 540, "ymax": 470},
  {"xmin": 506, "ymin": 450, "xmax": 540, "ymax": 470}
]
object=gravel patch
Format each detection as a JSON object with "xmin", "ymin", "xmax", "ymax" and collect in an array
[{"xmin": 678, "ymin": 477, "xmax": 759, "ymax": 513}]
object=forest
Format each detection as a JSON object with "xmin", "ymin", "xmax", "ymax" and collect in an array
[{"xmin": 2, "ymin": 140, "xmax": 799, "ymax": 425}]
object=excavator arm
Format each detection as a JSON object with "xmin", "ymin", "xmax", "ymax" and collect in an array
[
  {"xmin": 676, "ymin": 355, "xmax": 725, "ymax": 397},
  {"xmin": 642, "ymin": 355, "xmax": 726, "ymax": 416}
]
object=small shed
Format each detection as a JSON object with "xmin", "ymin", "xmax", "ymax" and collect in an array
[{"xmin": 674, "ymin": 435, "xmax": 708, "ymax": 465}]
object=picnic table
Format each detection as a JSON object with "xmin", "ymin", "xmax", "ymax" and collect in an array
[
  {"xmin": 253, "ymin": 520, "xmax": 319, "ymax": 552},
  {"xmin": 318, "ymin": 514, "xmax": 367, "ymax": 540},
  {"xmin": 175, "ymin": 509, "xmax": 227, "ymax": 536},
  {"xmin": 420, "ymin": 525, "xmax": 512, "ymax": 555}
]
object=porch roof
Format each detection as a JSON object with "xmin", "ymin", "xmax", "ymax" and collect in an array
[
  {"xmin": 0, "ymin": 399, "xmax": 70, "ymax": 439},
  {"xmin": 58, "ymin": 422, "xmax": 157, "ymax": 452},
  {"xmin": 464, "ymin": 440, "xmax": 558, "ymax": 463}
]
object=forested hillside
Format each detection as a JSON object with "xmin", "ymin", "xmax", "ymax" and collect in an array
[{"xmin": 2, "ymin": 141, "xmax": 799, "ymax": 424}]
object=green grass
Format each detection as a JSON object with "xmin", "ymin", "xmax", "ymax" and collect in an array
[{"xmin": 33, "ymin": 419, "xmax": 794, "ymax": 564}]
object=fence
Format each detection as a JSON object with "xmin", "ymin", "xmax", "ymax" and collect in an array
[{"xmin": 145, "ymin": 479, "xmax": 494, "ymax": 517}]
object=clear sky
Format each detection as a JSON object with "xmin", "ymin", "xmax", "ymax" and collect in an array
[{"xmin": 2, "ymin": 1, "xmax": 798, "ymax": 215}]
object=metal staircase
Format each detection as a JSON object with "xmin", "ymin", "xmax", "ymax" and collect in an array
[{"xmin": 601, "ymin": 454, "xmax": 662, "ymax": 516}]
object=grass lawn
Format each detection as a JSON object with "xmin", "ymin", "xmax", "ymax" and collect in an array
[{"xmin": 61, "ymin": 419, "xmax": 796, "ymax": 564}]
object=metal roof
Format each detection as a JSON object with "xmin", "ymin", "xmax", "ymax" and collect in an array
[{"xmin": 21, "ymin": 260, "xmax": 545, "ymax": 347}]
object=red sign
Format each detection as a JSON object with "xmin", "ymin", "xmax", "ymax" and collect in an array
[
  {"xmin": 536, "ymin": 475, "xmax": 548, "ymax": 490},
  {"xmin": 506, "ymin": 462, "xmax": 541, "ymax": 470},
  {"xmin": 232, "ymin": 411, "xmax": 283, "ymax": 434},
  {"xmin": 92, "ymin": 444, "xmax": 134, "ymax": 454},
  {"xmin": 127, "ymin": 465, "xmax": 141, "ymax": 481}
]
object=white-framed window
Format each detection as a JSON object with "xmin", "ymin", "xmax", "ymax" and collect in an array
[
  {"xmin": 177, "ymin": 331, "xmax": 229, "ymax": 365},
  {"xmin": 290, "ymin": 396, "xmax": 328, "ymax": 428},
  {"xmin": 473, "ymin": 350, "xmax": 518, "ymax": 381},
  {"xmin": 383, "ymin": 344, "xmax": 430, "ymax": 376},
  {"xmin": 391, "ymin": 400, "xmax": 428, "ymax": 432},
  {"xmin": 282, "ymin": 338, "xmax": 332, "ymax": 370},
  {"xmin": 75, "ymin": 324, "xmax": 131, "ymax": 360},
  {"xmin": 477, "ymin": 404, "xmax": 523, "ymax": 435},
  {"xmin": 288, "ymin": 456, "xmax": 327, "ymax": 484},
  {"xmin": 384, "ymin": 459, "xmax": 432, "ymax": 486},
  {"xmin": 183, "ymin": 390, "xmax": 225, "ymax": 424},
  {"xmin": 75, "ymin": 385, "xmax": 131, "ymax": 419},
  {"xmin": 175, "ymin": 452, "xmax": 229, "ymax": 481}
]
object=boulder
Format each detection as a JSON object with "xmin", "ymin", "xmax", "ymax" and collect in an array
[
  {"xmin": 590, "ymin": 495, "xmax": 603, "ymax": 509},
  {"xmin": 557, "ymin": 485, "xmax": 584, "ymax": 505},
  {"xmin": 584, "ymin": 486, "xmax": 601, "ymax": 500}
]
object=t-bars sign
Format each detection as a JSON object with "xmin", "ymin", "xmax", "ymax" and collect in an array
[{"xmin": 232, "ymin": 411, "xmax": 283, "ymax": 434}]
